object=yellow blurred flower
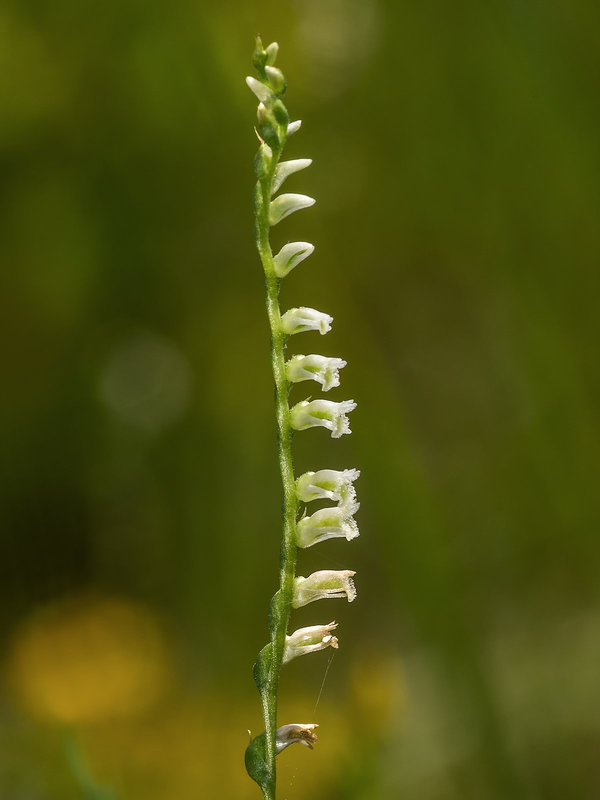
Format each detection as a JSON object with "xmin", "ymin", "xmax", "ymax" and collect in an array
[
  {"xmin": 5, "ymin": 594, "xmax": 172, "ymax": 724},
  {"xmin": 348, "ymin": 649, "xmax": 407, "ymax": 732}
]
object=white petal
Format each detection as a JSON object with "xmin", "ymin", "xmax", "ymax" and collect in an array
[
  {"xmin": 296, "ymin": 504, "xmax": 359, "ymax": 548},
  {"xmin": 283, "ymin": 622, "xmax": 339, "ymax": 662},
  {"xmin": 265, "ymin": 42, "xmax": 279, "ymax": 65},
  {"xmin": 269, "ymin": 193, "xmax": 315, "ymax": 226},
  {"xmin": 286, "ymin": 354, "xmax": 346, "ymax": 391},
  {"xmin": 275, "ymin": 723, "xmax": 318, "ymax": 753},
  {"xmin": 245, "ymin": 76, "xmax": 272, "ymax": 103},
  {"xmin": 296, "ymin": 468, "xmax": 360, "ymax": 503},
  {"xmin": 290, "ymin": 399, "xmax": 356, "ymax": 438},
  {"xmin": 280, "ymin": 308, "xmax": 333, "ymax": 336},
  {"xmin": 272, "ymin": 159, "xmax": 312, "ymax": 194},
  {"xmin": 273, "ymin": 242, "xmax": 314, "ymax": 278},
  {"xmin": 293, "ymin": 570, "xmax": 357, "ymax": 608}
]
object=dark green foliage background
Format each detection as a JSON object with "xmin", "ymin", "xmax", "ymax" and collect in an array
[{"xmin": 1, "ymin": 0, "xmax": 599, "ymax": 797}]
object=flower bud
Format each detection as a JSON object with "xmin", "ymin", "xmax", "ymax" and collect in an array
[
  {"xmin": 252, "ymin": 36, "xmax": 267, "ymax": 70},
  {"xmin": 296, "ymin": 468, "xmax": 360, "ymax": 504},
  {"xmin": 246, "ymin": 76, "xmax": 272, "ymax": 104},
  {"xmin": 292, "ymin": 570, "xmax": 357, "ymax": 608},
  {"xmin": 296, "ymin": 502, "xmax": 359, "ymax": 548},
  {"xmin": 272, "ymin": 159, "xmax": 312, "ymax": 194},
  {"xmin": 286, "ymin": 354, "xmax": 346, "ymax": 391},
  {"xmin": 276, "ymin": 723, "xmax": 318, "ymax": 753},
  {"xmin": 265, "ymin": 41, "xmax": 279, "ymax": 65},
  {"xmin": 283, "ymin": 622, "xmax": 339, "ymax": 663},
  {"xmin": 269, "ymin": 193, "xmax": 315, "ymax": 226},
  {"xmin": 287, "ymin": 120, "xmax": 302, "ymax": 136},
  {"xmin": 273, "ymin": 242, "xmax": 314, "ymax": 278},
  {"xmin": 280, "ymin": 307, "xmax": 333, "ymax": 336},
  {"xmin": 256, "ymin": 103, "xmax": 282, "ymax": 150},
  {"xmin": 265, "ymin": 65, "xmax": 286, "ymax": 95},
  {"xmin": 290, "ymin": 399, "xmax": 356, "ymax": 438}
]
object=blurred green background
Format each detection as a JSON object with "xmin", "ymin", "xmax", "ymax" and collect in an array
[{"xmin": 1, "ymin": 0, "xmax": 599, "ymax": 797}]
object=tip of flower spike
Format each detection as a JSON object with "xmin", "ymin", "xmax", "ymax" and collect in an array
[{"xmin": 252, "ymin": 34, "xmax": 266, "ymax": 70}]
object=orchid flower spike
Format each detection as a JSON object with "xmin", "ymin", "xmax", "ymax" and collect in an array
[
  {"xmin": 246, "ymin": 38, "xmax": 362, "ymax": 796},
  {"xmin": 286, "ymin": 354, "xmax": 347, "ymax": 392},
  {"xmin": 283, "ymin": 621, "xmax": 339, "ymax": 663},
  {"xmin": 290, "ymin": 398, "xmax": 356, "ymax": 438},
  {"xmin": 293, "ymin": 570, "xmax": 356, "ymax": 608},
  {"xmin": 296, "ymin": 468, "xmax": 360, "ymax": 505},
  {"xmin": 296, "ymin": 501, "xmax": 360, "ymax": 548},
  {"xmin": 275, "ymin": 723, "xmax": 319, "ymax": 753}
]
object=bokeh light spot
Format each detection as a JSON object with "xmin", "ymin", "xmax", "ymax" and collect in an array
[
  {"xmin": 5, "ymin": 595, "xmax": 173, "ymax": 724},
  {"xmin": 100, "ymin": 331, "xmax": 192, "ymax": 432}
]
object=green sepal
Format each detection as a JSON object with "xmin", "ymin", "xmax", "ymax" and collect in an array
[
  {"xmin": 256, "ymin": 100, "xmax": 288, "ymax": 150},
  {"xmin": 254, "ymin": 144, "xmax": 272, "ymax": 180},
  {"xmin": 253, "ymin": 182, "xmax": 264, "ymax": 243},
  {"xmin": 257, "ymin": 120, "xmax": 280, "ymax": 151},
  {"xmin": 252, "ymin": 37, "xmax": 267, "ymax": 73},
  {"xmin": 268, "ymin": 590, "xmax": 284, "ymax": 635},
  {"xmin": 271, "ymin": 99, "xmax": 289, "ymax": 128},
  {"xmin": 253, "ymin": 643, "xmax": 273, "ymax": 691},
  {"xmin": 245, "ymin": 733, "xmax": 270, "ymax": 791},
  {"xmin": 253, "ymin": 181, "xmax": 264, "ymax": 216}
]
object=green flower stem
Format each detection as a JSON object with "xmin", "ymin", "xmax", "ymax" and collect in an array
[{"xmin": 255, "ymin": 140, "xmax": 300, "ymax": 800}]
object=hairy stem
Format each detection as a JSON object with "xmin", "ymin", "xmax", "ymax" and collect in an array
[{"xmin": 255, "ymin": 141, "xmax": 299, "ymax": 800}]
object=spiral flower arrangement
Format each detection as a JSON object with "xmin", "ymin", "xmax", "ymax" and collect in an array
[{"xmin": 244, "ymin": 38, "xmax": 360, "ymax": 800}]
